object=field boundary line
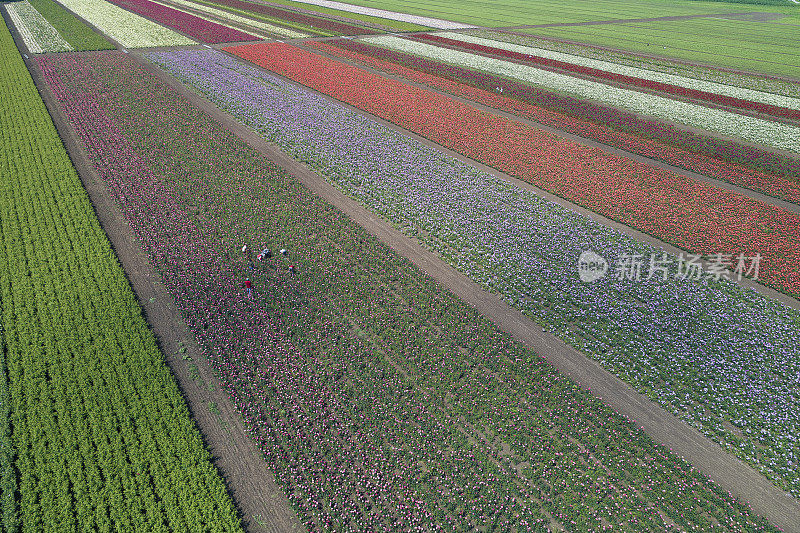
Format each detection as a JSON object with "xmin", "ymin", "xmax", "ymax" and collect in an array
[
  {"xmin": 20, "ymin": 46, "xmax": 305, "ymax": 533},
  {"xmin": 136, "ymin": 48, "xmax": 800, "ymax": 532}
]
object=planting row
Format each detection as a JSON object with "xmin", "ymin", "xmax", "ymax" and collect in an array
[
  {"xmin": 226, "ymin": 43, "xmax": 800, "ymax": 296},
  {"xmin": 306, "ymin": 39, "xmax": 800, "ymax": 204},
  {"xmin": 463, "ymin": 30, "xmax": 800, "ymax": 100},
  {"xmin": 38, "ymin": 47, "xmax": 779, "ymax": 531},
  {"xmin": 54, "ymin": 0, "xmax": 194, "ymax": 47},
  {"xmin": 364, "ymin": 35, "xmax": 800, "ymax": 154},
  {"xmin": 156, "ymin": 0, "xmax": 308, "ymax": 38},
  {"xmin": 4, "ymin": 1, "xmax": 72, "ymax": 53},
  {"xmin": 415, "ymin": 32, "xmax": 800, "ymax": 121},
  {"xmin": 149, "ymin": 47, "xmax": 800, "ymax": 497},
  {"xmin": 0, "ymin": 22, "xmax": 240, "ymax": 532},
  {"xmin": 190, "ymin": 0, "xmax": 379, "ymax": 35},
  {"xmin": 4, "ymin": 0, "xmax": 112, "ymax": 51},
  {"xmin": 104, "ymin": 0, "xmax": 257, "ymax": 43}
]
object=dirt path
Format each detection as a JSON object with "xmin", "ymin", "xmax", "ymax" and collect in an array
[
  {"xmin": 8, "ymin": 19, "xmax": 305, "ymax": 531},
  {"xmin": 135, "ymin": 49, "xmax": 800, "ymax": 531}
]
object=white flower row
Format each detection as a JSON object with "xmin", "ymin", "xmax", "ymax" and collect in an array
[
  {"xmin": 53, "ymin": 0, "xmax": 194, "ymax": 48},
  {"xmin": 151, "ymin": 0, "xmax": 307, "ymax": 38},
  {"xmin": 439, "ymin": 32, "xmax": 800, "ymax": 111},
  {"xmin": 5, "ymin": 1, "xmax": 72, "ymax": 53},
  {"xmin": 365, "ymin": 35, "xmax": 800, "ymax": 154},
  {"xmin": 286, "ymin": 0, "xmax": 475, "ymax": 29}
]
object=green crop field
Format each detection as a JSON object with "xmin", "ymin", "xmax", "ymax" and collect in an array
[
  {"xmin": 302, "ymin": 0, "xmax": 791, "ymax": 27},
  {"xmin": 0, "ymin": 18, "xmax": 240, "ymax": 532},
  {"xmin": 522, "ymin": 16, "xmax": 800, "ymax": 78}
]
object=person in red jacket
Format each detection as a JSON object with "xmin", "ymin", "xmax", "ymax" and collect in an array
[{"xmin": 243, "ymin": 278, "xmax": 252, "ymax": 297}]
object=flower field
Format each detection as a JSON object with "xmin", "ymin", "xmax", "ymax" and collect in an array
[
  {"xmin": 192, "ymin": 0, "xmax": 379, "ymax": 35},
  {"xmin": 146, "ymin": 47, "xmax": 800, "ymax": 497},
  {"xmin": 225, "ymin": 43, "xmax": 800, "ymax": 297},
  {"xmin": 157, "ymin": 0, "xmax": 309, "ymax": 38},
  {"xmin": 364, "ymin": 35, "xmax": 800, "ymax": 154},
  {"xmin": 413, "ymin": 33, "xmax": 800, "ymax": 121},
  {"xmin": 310, "ymin": 37, "xmax": 800, "ymax": 184},
  {"xmin": 53, "ymin": 0, "xmax": 194, "ymax": 47},
  {"xmin": 104, "ymin": 0, "xmax": 258, "ymax": 43},
  {"xmin": 26, "ymin": 0, "xmax": 113, "ymax": 50},
  {"xmin": 305, "ymin": 39, "xmax": 800, "ymax": 204},
  {"xmin": 0, "ymin": 21, "xmax": 240, "ymax": 532},
  {"xmin": 4, "ymin": 1, "xmax": 73, "ymax": 53},
  {"xmin": 34, "ymin": 47, "xmax": 783, "ymax": 531}
]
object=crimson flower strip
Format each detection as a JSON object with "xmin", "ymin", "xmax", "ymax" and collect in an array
[
  {"xmin": 226, "ymin": 42, "xmax": 800, "ymax": 296},
  {"xmin": 320, "ymin": 38, "xmax": 800, "ymax": 182},
  {"xmin": 307, "ymin": 40, "xmax": 800, "ymax": 205},
  {"xmin": 204, "ymin": 0, "xmax": 377, "ymax": 35},
  {"xmin": 104, "ymin": 0, "xmax": 257, "ymax": 43},
  {"xmin": 410, "ymin": 34, "xmax": 800, "ymax": 122}
]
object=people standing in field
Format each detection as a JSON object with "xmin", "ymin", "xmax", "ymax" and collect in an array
[{"xmin": 243, "ymin": 278, "xmax": 252, "ymax": 297}]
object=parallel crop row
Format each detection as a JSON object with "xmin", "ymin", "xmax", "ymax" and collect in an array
[
  {"xmin": 318, "ymin": 37, "xmax": 800, "ymax": 181},
  {"xmin": 26, "ymin": 0, "xmax": 113, "ymax": 50},
  {"xmin": 38, "ymin": 48, "xmax": 780, "ymax": 531},
  {"xmin": 306, "ymin": 39, "xmax": 800, "ymax": 204},
  {"xmin": 4, "ymin": 1, "xmax": 73, "ymax": 53},
  {"xmin": 227, "ymin": 43, "xmax": 800, "ymax": 296},
  {"xmin": 53, "ymin": 0, "xmax": 194, "ymax": 47},
  {"xmin": 105, "ymin": 0, "xmax": 257, "ymax": 43},
  {"xmin": 364, "ymin": 35, "xmax": 800, "ymax": 154},
  {"xmin": 151, "ymin": 46, "xmax": 800, "ymax": 498},
  {"xmin": 0, "ymin": 21, "xmax": 241, "ymax": 532},
  {"xmin": 411, "ymin": 33, "xmax": 800, "ymax": 121}
]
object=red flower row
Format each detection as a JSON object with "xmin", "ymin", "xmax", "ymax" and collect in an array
[
  {"xmin": 105, "ymin": 0, "xmax": 257, "ymax": 43},
  {"xmin": 320, "ymin": 38, "xmax": 800, "ymax": 183},
  {"xmin": 306, "ymin": 40, "xmax": 800, "ymax": 204},
  {"xmin": 411, "ymin": 34, "xmax": 800, "ymax": 122},
  {"xmin": 226, "ymin": 42, "xmax": 800, "ymax": 295}
]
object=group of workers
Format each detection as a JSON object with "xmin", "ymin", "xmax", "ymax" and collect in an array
[{"xmin": 241, "ymin": 244, "xmax": 296, "ymax": 297}]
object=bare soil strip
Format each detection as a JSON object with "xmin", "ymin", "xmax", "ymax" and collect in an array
[
  {"xmin": 136, "ymin": 47, "xmax": 800, "ymax": 531},
  {"xmin": 12, "ymin": 28, "xmax": 305, "ymax": 531}
]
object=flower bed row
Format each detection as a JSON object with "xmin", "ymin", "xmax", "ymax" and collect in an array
[
  {"xmin": 54, "ymin": 0, "xmax": 194, "ymax": 47},
  {"xmin": 104, "ymin": 0, "xmax": 257, "ymax": 43},
  {"xmin": 364, "ymin": 35, "xmax": 800, "ymax": 154},
  {"xmin": 306, "ymin": 39, "xmax": 800, "ymax": 204},
  {"xmin": 38, "ymin": 48, "xmax": 782, "ymax": 530},
  {"xmin": 199, "ymin": 0, "xmax": 378, "ymax": 35},
  {"xmin": 411, "ymin": 33, "xmax": 800, "ymax": 121},
  {"xmin": 159, "ymin": 0, "xmax": 307, "ymax": 38},
  {"xmin": 449, "ymin": 32, "xmax": 800, "ymax": 109},
  {"xmin": 1, "ymin": 22, "xmax": 240, "ymax": 532},
  {"xmin": 152, "ymin": 47, "xmax": 800, "ymax": 498},
  {"xmin": 4, "ymin": 0, "xmax": 72, "ymax": 53},
  {"xmin": 328, "ymin": 35, "xmax": 800, "ymax": 180},
  {"xmin": 227, "ymin": 42, "xmax": 800, "ymax": 296}
]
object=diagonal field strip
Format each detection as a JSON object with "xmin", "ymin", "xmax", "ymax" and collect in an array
[
  {"xmin": 131, "ymin": 47, "xmax": 800, "ymax": 531},
  {"xmin": 277, "ymin": 0, "xmax": 474, "ymax": 28},
  {"xmin": 21, "ymin": 49, "xmax": 306, "ymax": 533},
  {"xmin": 301, "ymin": 39, "xmax": 800, "ymax": 214},
  {"xmin": 495, "ymin": 12, "xmax": 766, "ymax": 30}
]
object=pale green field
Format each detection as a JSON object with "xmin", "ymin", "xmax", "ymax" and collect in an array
[
  {"xmin": 521, "ymin": 16, "xmax": 800, "ymax": 78},
  {"xmin": 307, "ymin": 0, "xmax": 792, "ymax": 27}
]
